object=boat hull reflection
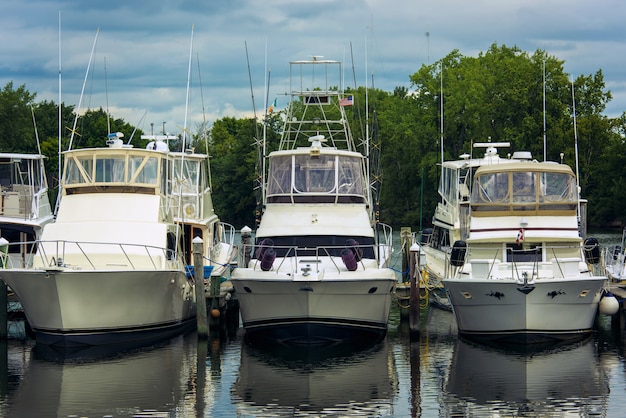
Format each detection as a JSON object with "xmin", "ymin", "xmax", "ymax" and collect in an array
[
  {"xmin": 6, "ymin": 334, "xmax": 197, "ymax": 417},
  {"xmin": 445, "ymin": 337, "xmax": 609, "ymax": 415},
  {"xmin": 233, "ymin": 340, "xmax": 397, "ymax": 416}
]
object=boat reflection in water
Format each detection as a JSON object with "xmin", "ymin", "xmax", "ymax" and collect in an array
[
  {"xmin": 5, "ymin": 334, "xmax": 198, "ymax": 417},
  {"xmin": 233, "ymin": 340, "xmax": 398, "ymax": 416},
  {"xmin": 444, "ymin": 337, "xmax": 610, "ymax": 416}
]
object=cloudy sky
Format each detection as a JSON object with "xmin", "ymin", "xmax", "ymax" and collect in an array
[{"xmin": 2, "ymin": 0, "xmax": 624, "ymax": 139}]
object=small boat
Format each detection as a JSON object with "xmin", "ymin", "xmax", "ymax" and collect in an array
[
  {"xmin": 0, "ymin": 133, "xmax": 234, "ymax": 347},
  {"xmin": 434, "ymin": 145, "xmax": 608, "ymax": 343},
  {"xmin": 0, "ymin": 153, "xmax": 54, "ymax": 267},
  {"xmin": 230, "ymin": 57, "xmax": 396, "ymax": 346}
]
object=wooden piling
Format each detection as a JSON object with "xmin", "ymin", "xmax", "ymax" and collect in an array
[
  {"xmin": 409, "ymin": 241, "xmax": 420, "ymax": 337},
  {"xmin": 193, "ymin": 237, "xmax": 208, "ymax": 339},
  {"xmin": 208, "ymin": 268, "xmax": 221, "ymax": 331},
  {"xmin": 401, "ymin": 227, "xmax": 412, "ymax": 283},
  {"xmin": 0, "ymin": 239, "xmax": 8, "ymax": 339},
  {"xmin": 241, "ymin": 226, "xmax": 252, "ymax": 268},
  {"xmin": 0, "ymin": 282, "xmax": 6, "ymax": 340}
]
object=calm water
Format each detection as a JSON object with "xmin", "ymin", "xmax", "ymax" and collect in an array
[{"xmin": 0, "ymin": 229, "xmax": 623, "ymax": 417}]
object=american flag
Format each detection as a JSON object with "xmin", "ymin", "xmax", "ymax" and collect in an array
[
  {"xmin": 339, "ymin": 95, "xmax": 354, "ymax": 106},
  {"xmin": 516, "ymin": 228, "xmax": 525, "ymax": 243}
]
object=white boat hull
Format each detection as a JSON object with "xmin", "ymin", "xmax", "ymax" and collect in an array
[
  {"xmin": 0, "ymin": 268, "xmax": 196, "ymax": 347},
  {"xmin": 443, "ymin": 277, "xmax": 605, "ymax": 342},
  {"xmin": 232, "ymin": 267, "xmax": 395, "ymax": 345}
]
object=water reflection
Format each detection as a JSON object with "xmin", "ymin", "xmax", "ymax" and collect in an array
[
  {"xmin": 3, "ymin": 334, "xmax": 198, "ymax": 417},
  {"xmin": 444, "ymin": 337, "xmax": 610, "ymax": 416},
  {"xmin": 232, "ymin": 340, "xmax": 398, "ymax": 416}
]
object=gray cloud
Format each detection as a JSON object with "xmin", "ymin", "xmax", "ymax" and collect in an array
[{"xmin": 2, "ymin": 0, "xmax": 624, "ymax": 139}]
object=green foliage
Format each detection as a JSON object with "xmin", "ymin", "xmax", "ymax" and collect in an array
[{"xmin": 0, "ymin": 82, "xmax": 38, "ymax": 152}]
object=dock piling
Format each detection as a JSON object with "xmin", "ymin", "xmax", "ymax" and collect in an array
[{"xmin": 193, "ymin": 237, "xmax": 208, "ymax": 338}]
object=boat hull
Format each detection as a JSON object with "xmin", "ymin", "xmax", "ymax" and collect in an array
[
  {"xmin": 443, "ymin": 277, "xmax": 606, "ymax": 343},
  {"xmin": 0, "ymin": 269, "xmax": 196, "ymax": 347},
  {"xmin": 231, "ymin": 272, "xmax": 395, "ymax": 346}
]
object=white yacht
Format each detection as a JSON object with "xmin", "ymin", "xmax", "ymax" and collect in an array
[
  {"xmin": 230, "ymin": 57, "xmax": 396, "ymax": 345},
  {"xmin": 432, "ymin": 146, "xmax": 608, "ymax": 342},
  {"xmin": 0, "ymin": 133, "xmax": 234, "ymax": 347}
]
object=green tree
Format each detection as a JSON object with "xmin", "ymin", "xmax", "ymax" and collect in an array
[{"xmin": 0, "ymin": 82, "xmax": 38, "ymax": 152}]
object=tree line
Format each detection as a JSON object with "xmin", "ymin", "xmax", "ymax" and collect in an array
[{"xmin": 2, "ymin": 44, "xmax": 625, "ymax": 231}]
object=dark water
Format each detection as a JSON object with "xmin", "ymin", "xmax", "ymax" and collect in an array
[
  {"xmin": 0, "ymin": 305, "xmax": 623, "ymax": 417},
  {"xmin": 0, "ymin": 229, "xmax": 623, "ymax": 417}
]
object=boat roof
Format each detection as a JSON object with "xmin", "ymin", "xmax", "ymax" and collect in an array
[
  {"xmin": 474, "ymin": 161, "xmax": 574, "ymax": 175},
  {"xmin": 0, "ymin": 153, "xmax": 46, "ymax": 160},
  {"xmin": 269, "ymin": 146, "xmax": 364, "ymax": 158}
]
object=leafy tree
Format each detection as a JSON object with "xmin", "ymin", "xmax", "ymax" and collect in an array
[{"xmin": 0, "ymin": 82, "xmax": 38, "ymax": 152}]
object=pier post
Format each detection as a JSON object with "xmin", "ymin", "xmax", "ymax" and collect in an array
[
  {"xmin": 241, "ymin": 226, "xmax": 252, "ymax": 268},
  {"xmin": 409, "ymin": 241, "xmax": 420, "ymax": 336},
  {"xmin": 401, "ymin": 227, "xmax": 412, "ymax": 283},
  {"xmin": 0, "ymin": 238, "xmax": 8, "ymax": 339},
  {"xmin": 193, "ymin": 237, "xmax": 208, "ymax": 339},
  {"xmin": 208, "ymin": 265, "xmax": 221, "ymax": 332}
]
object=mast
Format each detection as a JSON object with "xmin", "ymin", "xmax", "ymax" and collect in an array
[
  {"xmin": 571, "ymin": 77, "xmax": 581, "ymax": 228},
  {"xmin": 68, "ymin": 28, "xmax": 99, "ymax": 151},
  {"xmin": 543, "ymin": 59, "xmax": 547, "ymax": 161}
]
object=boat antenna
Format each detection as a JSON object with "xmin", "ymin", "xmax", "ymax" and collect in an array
[
  {"xmin": 196, "ymin": 52, "xmax": 212, "ymax": 189},
  {"xmin": 57, "ymin": 12, "xmax": 62, "ymax": 202},
  {"xmin": 349, "ymin": 42, "xmax": 366, "ymax": 151},
  {"xmin": 542, "ymin": 59, "xmax": 547, "ymax": 161},
  {"xmin": 127, "ymin": 110, "xmax": 147, "ymax": 144},
  {"xmin": 245, "ymin": 41, "xmax": 260, "ymax": 141},
  {"xmin": 104, "ymin": 56, "xmax": 111, "ymax": 135},
  {"xmin": 261, "ymin": 40, "xmax": 269, "ymax": 208},
  {"xmin": 182, "ymin": 25, "xmax": 194, "ymax": 153},
  {"xmin": 30, "ymin": 106, "xmax": 42, "ymax": 155},
  {"xmin": 68, "ymin": 27, "xmax": 99, "ymax": 151},
  {"xmin": 571, "ymin": 77, "xmax": 582, "ymax": 228},
  {"xmin": 439, "ymin": 61, "xmax": 444, "ymax": 202}
]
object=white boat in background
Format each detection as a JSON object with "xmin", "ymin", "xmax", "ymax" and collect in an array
[
  {"xmin": 438, "ymin": 151, "xmax": 608, "ymax": 343},
  {"xmin": 142, "ymin": 134, "xmax": 237, "ymax": 283},
  {"xmin": 422, "ymin": 143, "xmax": 527, "ymax": 292},
  {"xmin": 0, "ymin": 133, "xmax": 234, "ymax": 347},
  {"xmin": 0, "ymin": 153, "xmax": 53, "ymax": 267},
  {"xmin": 230, "ymin": 57, "xmax": 396, "ymax": 346}
]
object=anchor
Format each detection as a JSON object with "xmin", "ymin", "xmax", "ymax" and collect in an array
[{"xmin": 516, "ymin": 271, "xmax": 535, "ymax": 294}]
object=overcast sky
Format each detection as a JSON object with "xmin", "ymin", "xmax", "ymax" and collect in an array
[{"xmin": 2, "ymin": 0, "xmax": 624, "ymax": 140}]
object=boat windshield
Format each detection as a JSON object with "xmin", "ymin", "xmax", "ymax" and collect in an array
[
  {"xmin": 471, "ymin": 169, "xmax": 577, "ymax": 212},
  {"xmin": 267, "ymin": 153, "xmax": 365, "ymax": 203},
  {"xmin": 64, "ymin": 152, "xmax": 161, "ymax": 188}
]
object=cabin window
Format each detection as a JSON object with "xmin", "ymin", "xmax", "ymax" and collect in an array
[
  {"xmin": 64, "ymin": 156, "xmax": 93, "ymax": 184},
  {"xmin": 96, "ymin": 156, "xmax": 126, "ymax": 183},
  {"xmin": 294, "ymin": 155, "xmax": 335, "ymax": 193},
  {"xmin": 267, "ymin": 156, "xmax": 292, "ymax": 195},
  {"xmin": 512, "ymin": 172, "xmax": 536, "ymax": 202},
  {"xmin": 540, "ymin": 172, "xmax": 576, "ymax": 202},
  {"xmin": 337, "ymin": 156, "xmax": 365, "ymax": 195},
  {"xmin": 172, "ymin": 159, "xmax": 200, "ymax": 194},
  {"xmin": 129, "ymin": 156, "xmax": 159, "ymax": 184},
  {"xmin": 506, "ymin": 243, "xmax": 541, "ymax": 263}
]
